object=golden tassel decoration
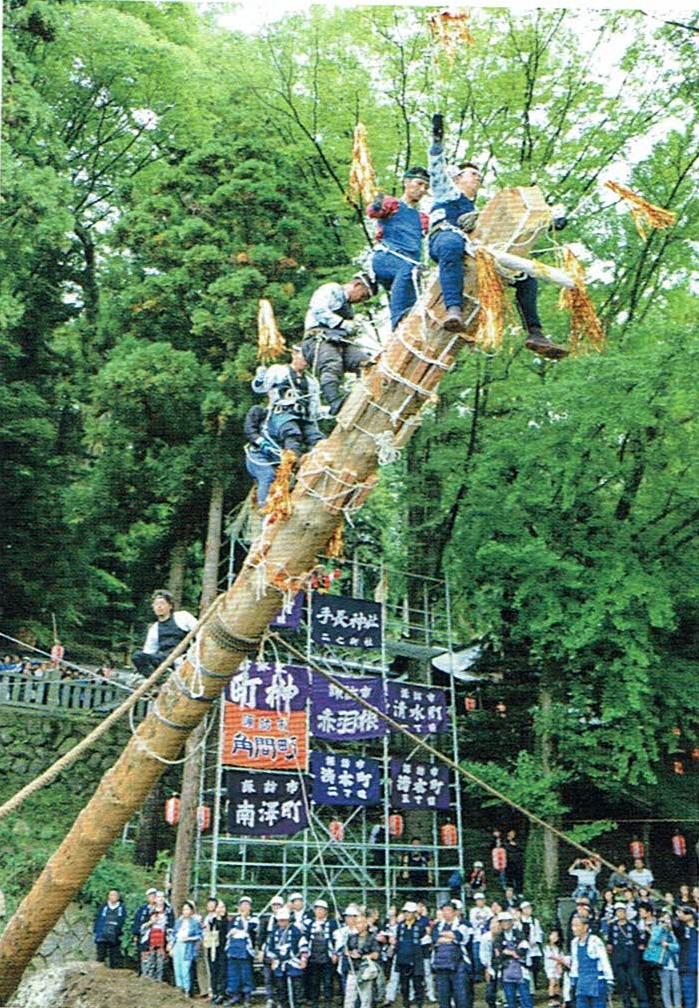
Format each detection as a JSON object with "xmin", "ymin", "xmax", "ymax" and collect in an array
[
  {"xmin": 261, "ymin": 450, "xmax": 296, "ymax": 523},
  {"xmin": 604, "ymin": 181, "xmax": 676, "ymax": 241},
  {"xmin": 427, "ymin": 10, "xmax": 475, "ymax": 64},
  {"xmin": 257, "ymin": 299, "xmax": 286, "ymax": 363},
  {"xmin": 474, "ymin": 248, "xmax": 507, "ymax": 351},
  {"xmin": 325, "ymin": 520, "xmax": 345, "ymax": 560},
  {"xmin": 558, "ymin": 247, "xmax": 605, "ymax": 356},
  {"xmin": 348, "ymin": 123, "xmax": 377, "ymax": 206}
]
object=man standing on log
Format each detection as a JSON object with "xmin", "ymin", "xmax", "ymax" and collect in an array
[
  {"xmin": 131, "ymin": 590, "xmax": 197, "ymax": 676},
  {"xmin": 428, "ymin": 113, "xmax": 569, "ymax": 360},
  {"xmin": 302, "ymin": 272, "xmax": 377, "ymax": 415},
  {"xmin": 245, "ymin": 345, "xmax": 324, "ymax": 508},
  {"xmin": 368, "ymin": 168, "xmax": 430, "ymax": 330}
]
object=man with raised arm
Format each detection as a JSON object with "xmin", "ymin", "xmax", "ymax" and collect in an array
[{"xmin": 427, "ymin": 112, "xmax": 569, "ymax": 360}]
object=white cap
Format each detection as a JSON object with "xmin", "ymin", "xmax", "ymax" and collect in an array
[
  {"xmin": 344, "ymin": 904, "xmax": 360, "ymax": 916},
  {"xmin": 519, "ymin": 901, "xmax": 531, "ymax": 910},
  {"xmin": 239, "ymin": 896, "xmax": 252, "ymax": 905},
  {"xmin": 276, "ymin": 907, "xmax": 291, "ymax": 919},
  {"xmin": 473, "ymin": 861, "xmax": 484, "ymax": 868},
  {"xmin": 451, "ymin": 899, "xmax": 463, "ymax": 910},
  {"xmin": 402, "ymin": 901, "xmax": 419, "ymax": 913},
  {"xmin": 474, "ymin": 893, "xmax": 486, "ymax": 900},
  {"xmin": 289, "ymin": 892, "xmax": 304, "ymax": 902},
  {"xmin": 271, "ymin": 895, "xmax": 285, "ymax": 906},
  {"xmin": 314, "ymin": 899, "xmax": 329, "ymax": 909},
  {"xmin": 498, "ymin": 912, "xmax": 513, "ymax": 921},
  {"xmin": 614, "ymin": 902, "xmax": 627, "ymax": 910}
]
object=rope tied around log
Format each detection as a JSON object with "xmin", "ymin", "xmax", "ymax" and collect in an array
[{"xmin": 295, "ymin": 463, "xmax": 377, "ymax": 522}]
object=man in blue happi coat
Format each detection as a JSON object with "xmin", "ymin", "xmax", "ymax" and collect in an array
[
  {"xmin": 428, "ymin": 112, "xmax": 569, "ymax": 360},
  {"xmin": 368, "ymin": 167, "xmax": 430, "ymax": 330}
]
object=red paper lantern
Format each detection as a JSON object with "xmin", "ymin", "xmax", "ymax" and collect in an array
[
  {"xmin": 692, "ymin": 746, "xmax": 699, "ymax": 760},
  {"xmin": 441, "ymin": 823, "xmax": 458, "ymax": 847},
  {"xmin": 672, "ymin": 727, "xmax": 682, "ymax": 736},
  {"xmin": 672, "ymin": 760, "xmax": 684, "ymax": 776},
  {"xmin": 329, "ymin": 820, "xmax": 344, "ymax": 842},
  {"xmin": 629, "ymin": 839, "xmax": 645, "ymax": 860},
  {"xmin": 672, "ymin": 833, "xmax": 687, "ymax": 857},
  {"xmin": 464, "ymin": 697, "xmax": 476, "ymax": 712},
  {"xmin": 197, "ymin": 805, "xmax": 211, "ymax": 832},
  {"xmin": 165, "ymin": 796, "xmax": 181, "ymax": 825},
  {"xmin": 388, "ymin": 814, "xmax": 404, "ymax": 838},
  {"xmin": 491, "ymin": 845, "xmax": 507, "ymax": 871}
]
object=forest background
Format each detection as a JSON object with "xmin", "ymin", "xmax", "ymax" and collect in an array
[{"xmin": 1, "ymin": 0, "xmax": 698, "ymax": 912}]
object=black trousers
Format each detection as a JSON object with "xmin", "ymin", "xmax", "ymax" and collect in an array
[
  {"xmin": 613, "ymin": 959, "xmax": 649, "ymax": 1008},
  {"xmin": 513, "ymin": 276, "xmax": 542, "ymax": 332},
  {"xmin": 398, "ymin": 964, "xmax": 425, "ymax": 1008},
  {"xmin": 96, "ymin": 940, "xmax": 122, "ymax": 968},
  {"xmin": 274, "ymin": 973, "xmax": 305, "ymax": 1008},
  {"xmin": 301, "ymin": 336, "xmax": 370, "ymax": 385},
  {"xmin": 307, "ymin": 960, "xmax": 335, "ymax": 1007},
  {"xmin": 208, "ymin": 951, "xmax": 227, "ymax": 1000}
]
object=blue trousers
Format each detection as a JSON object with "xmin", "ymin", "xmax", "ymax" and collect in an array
[
  {"xmin": 245, "ymin": 451, "xmax": 278, "ymax": 507},
  {"xmin": 227, "ymin": 956, "xmax": 254, "ymax": 996},
  {"xmin": 435, "ymin": 965, "xmax": 472, "ymax": 1008},
  {"xmin": 575, "ymin": 979, "xmax": 608, "ymax": 1008},
  {"xmin": 429, "ymin": 231, "xmax": 466, "ymax": 310},
  {"xmin": 503, "ymin": 980, "xmax": 534, "ymax": 1008},
  {"xmin": 372, "ymin": 249, "xmax": 420, "ymax": 329},
  {"xmin": 680, "ymin": 971, "xmax": 697, "ymax": 1008},
  {"xmin": 172, "ymin": 943, "xmax": 193, "ymax": 993}
]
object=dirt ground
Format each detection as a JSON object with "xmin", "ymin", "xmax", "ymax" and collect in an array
[{"xmin": 9, "ymin": 962, "xmax": 199, "ymax": 1008}]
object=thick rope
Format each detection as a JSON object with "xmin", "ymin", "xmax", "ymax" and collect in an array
[
  {"xmin": 269, "ymin": 631, "xmax": 670, "ymax": 899},
  {"xmin": 0, "ymin": 595, "xmax": 226, "ymax": 824}
]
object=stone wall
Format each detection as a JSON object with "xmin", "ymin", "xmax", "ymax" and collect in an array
[{"xmin": 30, "ymin": 903, "xmax": 94, "ymax": 971}]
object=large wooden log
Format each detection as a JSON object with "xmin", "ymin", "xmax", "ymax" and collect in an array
[{"xmin": 0, "ymin": 187, "xmax": 552, "ymax": 1002}]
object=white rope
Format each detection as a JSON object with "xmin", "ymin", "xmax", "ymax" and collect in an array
[
  {"xmin": 185, "ymin": 633, "xmax": 206, "ymax": 699},
  {"xmin": 129, "ymin": 707, "xmax": 216, "ymax": 766},
  {"xmin": 353, "ymin": 425, "xmax": 402, "ymax": 466}
]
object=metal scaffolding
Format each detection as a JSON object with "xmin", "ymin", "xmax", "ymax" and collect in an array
[{"xmin": 194, "ymin": 511, "xmax": 464, "ymax": 915}]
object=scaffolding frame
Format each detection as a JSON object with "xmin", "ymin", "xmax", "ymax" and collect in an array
[{"xmin": 194, "ymin": 529, "xmax": 464, "ymax": 916}]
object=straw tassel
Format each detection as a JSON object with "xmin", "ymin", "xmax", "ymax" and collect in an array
[
  {"xmin": 325, "ymin": 520, "xmax": 345, "ymax": 560},
  {"xmin": 427, "ymin": 10, "xmax": 475, "ymax": 64},
  {"xmin": 348, "ymin": 123, "xmax": 377, "ymax": 206},
  {"xmin": 257, "ymin": 299, "xmax": 286, "ymax": 363},
  {"xmin": 604, "ymin": 181, "xmax": 676, "ymax": 241},
  {"xmin": 261, "ymin": 450, "xmax": 297, "ymax": 523},
  {"xmin": 558, "ymin": 247, "xmax": 605, "ymax": 356},
  {"xmin": 474, "ymin": 248, "xmax": 507, "ymax": 351}
]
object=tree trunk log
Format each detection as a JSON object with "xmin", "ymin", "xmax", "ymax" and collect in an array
[
  {"xmin": 0, "ymin": 187, "xmax": 551, "ymax": 1002},
  {"xmin": 167, "ymin": 533, "xmax": 190, "ymax": 607},
  {"xmin": 170, "ymin": 477, "xmax": 225, "ymax": 911}
]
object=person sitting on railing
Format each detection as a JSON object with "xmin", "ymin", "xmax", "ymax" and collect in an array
[{"xmin": 131, "ymin": 590, "xmax": 197, "ymax": 677}]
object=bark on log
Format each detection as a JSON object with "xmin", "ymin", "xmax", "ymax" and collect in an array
[{"xmin": 0, "ymin": 187, "xmax": 552, "ymax": 1002}]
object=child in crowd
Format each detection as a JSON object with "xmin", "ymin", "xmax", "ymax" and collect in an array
[{"xmin": 543, "ymin": 929, "xmax": 565, "ymax": 1008}]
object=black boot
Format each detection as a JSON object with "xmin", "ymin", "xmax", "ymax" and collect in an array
[
  {"xmin": 524, "ymin": 326, "xmax": 569, "ymax": 360},
  {"xmin": 320, "ymin": 380, "xmax": 346, "ymax": 416}
]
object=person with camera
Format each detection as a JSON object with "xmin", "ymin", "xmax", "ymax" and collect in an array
[{"xmin": 569, "ymin": 855, "xmax": 602, "ymax": 907}]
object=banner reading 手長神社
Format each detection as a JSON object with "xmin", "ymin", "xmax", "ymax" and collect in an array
[{"xmin": 310, "ymin": 594, "xmax": 382, "ymax": 649}]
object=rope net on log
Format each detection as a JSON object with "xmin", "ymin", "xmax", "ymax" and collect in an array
[{"xmin": 0, "ymin": 186, "xmax": 562, "ymax": 1003}]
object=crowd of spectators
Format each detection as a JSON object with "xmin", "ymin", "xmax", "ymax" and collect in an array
[{"xmin": 92, "ymin": 857, "xmax": 698, "ymax": 1008}]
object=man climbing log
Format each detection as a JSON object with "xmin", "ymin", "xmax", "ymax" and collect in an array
[
  {"xmin": 301, "ymin": 272, "xmax": 377, "ymax": 415},
  {"xmin": 428, "ymin": 112, "xmax": 569, "ymax": 360},
  {"xmin": 245, "ymin": 345, "xmax": 324, "ymax": 509},
  {"xmin": 368, "ymin": 167, "xmax": 430, "ymax": 330}
]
